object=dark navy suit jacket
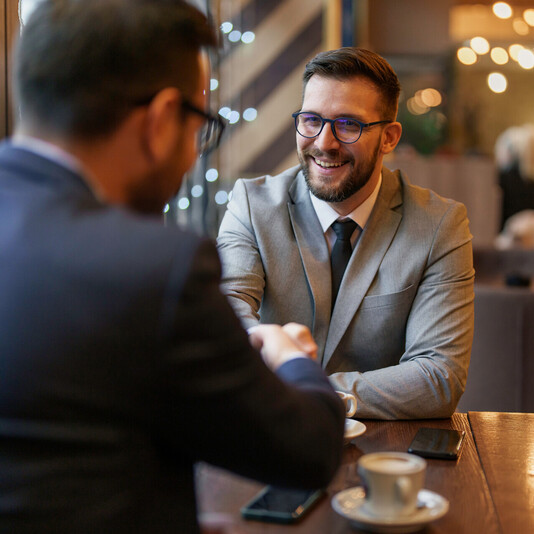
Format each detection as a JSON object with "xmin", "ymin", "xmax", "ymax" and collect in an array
[{"xmin": 0, "ymin": 143, "xmax": 344, "ymax": 533}]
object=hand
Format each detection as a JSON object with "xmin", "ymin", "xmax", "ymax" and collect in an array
[
  {"xmin": 282, "ymin": 322, "xmax": 318, "ymax": 360},
  {"xmin": 248, "ymin": 323, "xmax": 317, "ymax": 370}
]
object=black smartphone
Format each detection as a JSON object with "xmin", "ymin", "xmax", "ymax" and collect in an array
[
  {"xmin": 240, "ymin": 486, "xmax": 325, "ymax": 524},
  {"xmin": 408, "ymin": 427, "xmax": 466, "ymax": 460}
]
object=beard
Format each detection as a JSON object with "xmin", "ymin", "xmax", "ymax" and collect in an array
[{"xmin": 298, "ymin": 140, "xmax": 381, "ymax": 203}]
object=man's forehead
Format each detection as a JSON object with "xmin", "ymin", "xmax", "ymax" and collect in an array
[
  {"xmin": 302, "ymin": 74, "xmax": 382, "ymax": 114},
  {"xmin": 304, "ymin": 74, "xmax": 379, "ymax": 95}
]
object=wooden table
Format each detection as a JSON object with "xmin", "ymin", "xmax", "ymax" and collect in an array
[
  {"xmin": 468, "ymin": 411, "xmax": 534, "ymax": 534},
  {"xmin": 196, "ymin": 414, "xmax": 502, "ymax": 533}
]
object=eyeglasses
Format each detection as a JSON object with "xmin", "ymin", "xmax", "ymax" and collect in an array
[
  {"xmin": 292, "ymin": 111, "xmax": 392, "ymax": 144},
  {"xmin": 182, "ymin": 100, "xmax": 226, "ymax": 157},
  {"xmin": 133, "ymin": 92, "xmax": 226, "ymax": 157}
]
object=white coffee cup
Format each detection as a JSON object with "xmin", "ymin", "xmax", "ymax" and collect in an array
[
  {"xmin": 358, "ymin": 452, "xmax": 426, "ymax": 518},
  {"xmin": 337, "ymin": 391, "xmax": 357, "ymax": 418}
]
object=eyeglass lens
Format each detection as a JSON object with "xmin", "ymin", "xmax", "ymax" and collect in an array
[{"xmin": 295, "ymin": 113, "xmax": 363, "ymax": 143}]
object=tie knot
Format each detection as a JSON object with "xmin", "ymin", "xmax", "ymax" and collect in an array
[{"xmin": 331, "ymin": 220, "xmax": 357, "ymax": 241}]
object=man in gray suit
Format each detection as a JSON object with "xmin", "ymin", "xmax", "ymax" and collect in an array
[{"xmin": 217, "ymin": 47, "xmax": 475, "ymax": 420}]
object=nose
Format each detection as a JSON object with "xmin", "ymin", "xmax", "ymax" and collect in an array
[{"xmin": 314, "ymin": 122, "xmax": 341, "ymax": 152}]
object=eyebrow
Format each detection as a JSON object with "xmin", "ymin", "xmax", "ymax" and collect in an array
[{"xmin": 300, "ymin": 110, "xmax": 367, "ymax": 121}]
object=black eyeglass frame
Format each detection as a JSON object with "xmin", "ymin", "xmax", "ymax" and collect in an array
[
  {"xmin": 181, "ymin": 100, "xmax": 226, "ymax": 156},
  {"xmin": 133, "ymin": 93, "xmax": 226, "ymax": 156},
  {"xmin": 292, "ymin": 111, "xmax": 392, "ymax": 144}
]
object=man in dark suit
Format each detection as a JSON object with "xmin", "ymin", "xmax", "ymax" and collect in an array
[{"xmin": 0, "ymin": 2, "xmax": 345, "ymax": 533}]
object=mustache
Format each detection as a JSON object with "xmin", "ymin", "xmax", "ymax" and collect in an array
[{"xmin": 302, "ymin": 148, "xmax": 353, "ymax": 162}]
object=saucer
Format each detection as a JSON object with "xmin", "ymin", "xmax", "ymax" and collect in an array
[
  {"xmin": 332, "ymin": 486, "xmax": 449, "ymax": 533},
  {"xmin": 344, "ymin": 419, "xmax": 367, "ymax": 443}
]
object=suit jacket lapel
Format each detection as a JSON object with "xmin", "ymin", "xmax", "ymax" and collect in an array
[
  {"xmin": 323, "ymin": 167, "xmax": 403, "ymax": 366},
  {"xmin": 287, "ymin": 171, "xmax": 332, "ymax": 360}
]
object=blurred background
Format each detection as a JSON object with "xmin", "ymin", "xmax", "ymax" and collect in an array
[{"xmin": 6, "ymin": 0, "xmax": 534, "ymax": 246}]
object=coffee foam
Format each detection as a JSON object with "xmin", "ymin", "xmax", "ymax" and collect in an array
[{"xmin": 364, "ymin": 457, "xmax": 419, "ymax": 474}]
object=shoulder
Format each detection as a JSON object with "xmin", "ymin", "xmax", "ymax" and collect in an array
[
  {"xmin": 231, "ymin": 165, "xmax": 302, "ymax": 205},
  {"xmin": 73, "ymin": 205, "xmax": 216, "ymax": 290},
  {"xmin": 384, "ymin": 166, "xmax": 468, "ymax": 221}
]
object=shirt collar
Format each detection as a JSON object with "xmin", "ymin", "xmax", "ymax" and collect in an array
[
  {"xmin": 310, "ymin": 172, "xmax": 382, "ymax": 232},
  {"xmin": 11, "ymin": 134, "xmax": 86, "ymax": 177}
]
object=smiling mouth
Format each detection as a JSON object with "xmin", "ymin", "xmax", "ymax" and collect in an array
[{"xmin": 312, "ymin": 157, "xmax": 347, "ymax": 169}]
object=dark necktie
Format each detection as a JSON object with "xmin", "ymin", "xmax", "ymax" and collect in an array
[{"xmin": 331, "ymin": 220, "xmax": 357, "ymax": 304}]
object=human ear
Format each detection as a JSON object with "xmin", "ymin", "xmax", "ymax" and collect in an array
[
  {"xmin": 380, "ymin": 122, "xmax": 402, "ymax": 155},
  {"xmin": 141, "ymin": 87, "xmax": 182, "ymax": 163}
]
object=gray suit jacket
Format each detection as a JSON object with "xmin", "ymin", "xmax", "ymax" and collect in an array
[{"xmin": 217, "ymin": 165, "xmax": 475, "ymax": 419}]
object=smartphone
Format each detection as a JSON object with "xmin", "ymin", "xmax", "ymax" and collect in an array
[
  {"xmin": 240, "ymin": 486, "xmax": 325, "ymax": 524},
  {"xmin": 408, "ymin": 427, "xmax": 466, "ymax": 460}
]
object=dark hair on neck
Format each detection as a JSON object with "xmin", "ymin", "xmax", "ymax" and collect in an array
[
  {"xmin": 14, "ymin": 0, "xmax": 217, "ymax": 139},
  {"xmin": 302, "ymin": 47, "xmax": 401, "ymax": 120}
]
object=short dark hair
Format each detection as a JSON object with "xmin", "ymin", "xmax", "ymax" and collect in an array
[
  {"xmin": 14, "ymin": 0, "xmax": 217, "ymax": 139},
  {"xmin": 302, "ymin": 47, "xmax": 401, "ymax": 120}
]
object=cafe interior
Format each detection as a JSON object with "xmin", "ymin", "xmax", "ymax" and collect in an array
[{"xmin": 3, "ymin": 0, "xmax": 534, "ymax": 532}]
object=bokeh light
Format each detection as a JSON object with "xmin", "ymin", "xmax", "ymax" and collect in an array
[
  {"xmin": 215, "ymin": 191, "xmax": 229, "ymax": 205},
  {"xmin": 228, "ymin": 111, "xmax": 240, "ymax": 124},
  {"xmin": 524, "ymin": 9, "xmax": 534, "ymax": 26},
  {"xmin": 418, "ymin": 88, "xmax": 442, "ymax": 107},
  {"xmin": 205, "ymin": 169, "xmax": 219, "ymax": 182},
  {"xmin": 243, "ymin": 108, "xmax": 258, "ymax": 122},
  {"xmin": 457, "ymin": 47, "xmax": 477, "ymax": 65},
  {"xmin": 218, "ymin": 107, "xmax": 231, "ymax": 119},
  {"xmin": 517, "ymin": 48, "xmax": 534, "ymax": 69},
  {"xmin": 490, "ymin": 47, "xmax": 509, "ymax": 65},
  {"xmin": 493, "ymin": 2, "xmax": 513, "ymax": 19},
  {"xmin": 513, "ymin": 18, "xmax": 529, "ymax": 35},
  {"xmin": 470, "ymin": 37, "xmax": 490, "ymax": 55},
  {"xmin": 178, "ymin": 198, "xmax": 190, "ymax": 210},
  {"xmin": 191, "ymin": 185, "xmax": 204, "ymax": 198},
  {"xmin": 407, "ymin": 97, "xmax": 429, "ymax": 115},
  {"xmin": 487, "ymin": 72, "xmax": 508, "ymax": 93},
  {"xmin": 509, "ymin": 44, "xmax": 524, "ymax": 61},
  {"xmin": 241, "ymin": 31, "xmax": 256, "ymax": 44}
]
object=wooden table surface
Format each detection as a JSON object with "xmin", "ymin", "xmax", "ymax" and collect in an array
[
  {"xmin": 468, "ymin": 411, "xmax": 534, "ymax": 534},
  {"xmin": 196, "ymin": 413, "xmax": 502, "ymax": 533}
]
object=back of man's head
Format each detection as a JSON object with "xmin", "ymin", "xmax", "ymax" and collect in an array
[{"xmin": 14, "ymin": 0, "xmax": 217, "ymax": 140}]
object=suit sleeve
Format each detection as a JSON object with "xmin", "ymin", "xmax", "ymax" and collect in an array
[
  {"xmin": 155, "ymin": 237, "xmax": 345, "ymax": 489},
  {"xmin": 329, "ymin": 201, "xmax": 475, "ymax": 419},
  {"xmin": 216, "ymin": 178, "xmax": 265, "ymax": 329}
]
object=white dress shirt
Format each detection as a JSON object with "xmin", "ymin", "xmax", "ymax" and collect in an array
[{"xmin": 310, "ymin": 173, "xmax": 382, "ymax": 252}]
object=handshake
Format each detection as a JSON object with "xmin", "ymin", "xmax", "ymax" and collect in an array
[{"xmin": 247, "ymin": 322, "xmax": 318, "ymax": 370}]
